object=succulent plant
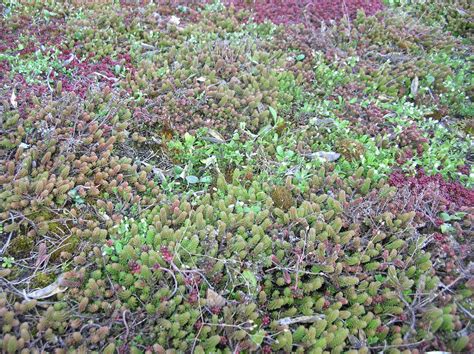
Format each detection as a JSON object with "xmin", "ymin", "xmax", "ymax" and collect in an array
[{"xmin": 0, "ymin": 0, "xmax": 472, "ymax": 352}]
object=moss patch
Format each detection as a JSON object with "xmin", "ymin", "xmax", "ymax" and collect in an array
[
  {"xmin": 271, "ymin": 185, "xmax": 294, "ymax": 211},
  {"xmin": 8, "ymin": 235, "xmax": 34, "ymax": 257}
]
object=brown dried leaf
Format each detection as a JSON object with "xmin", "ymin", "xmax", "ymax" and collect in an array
[
  {"xmin": 206, "ymin": 288, "xmax": 226, "ymax": 308},
  {"xmin": 25, "ymin": 274, "xmax": 67, "ymax": 300},
  {"xmin": 35, "ymin": 242, "xmax": 48, "ymax": 267},
  {"xmin": 203, "ymin": 128, "xmax": 226, "ymax": 144}
]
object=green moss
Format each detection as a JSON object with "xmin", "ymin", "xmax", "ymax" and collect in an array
[
  {"xmin": 31, "ymin": 272, "xmax": 55, "ymax": 288},
  {"xmin": 8, "ymin": 235, "xmax": 34, "ymax": 257},
  {"xmin": 461, "ymin": 119, "xmax": 474, "ymax": 135},
  {"xmin": 271, "ymin": 185, "xmax": 294, "ymax": 211},
  {"xmin": 50, "ymin": 236, "xmax": 80, "ymax": 261}
]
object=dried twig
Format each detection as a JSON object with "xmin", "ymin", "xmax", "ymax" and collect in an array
[
  {"xmin": 0, "ymin": 232, "xmax": 13, "ymax": 254},
  {"xmin": 368, "ymin": 339, "xmax": 427, "ymax": 350},
  {"xmin": 122, "ymin": 309, "xmax": 130, "ymax": 341},
  {"xmin": 159, "ymin": 267, "xmax": 178, "ymax": 299}
]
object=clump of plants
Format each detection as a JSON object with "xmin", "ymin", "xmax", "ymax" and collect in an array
[
  {"xmin": 386, "ymin": 0, "xmax": 473, "ymax": 37},
  {"xmin": 271, "ymin": 185, "xmax": 294, "ymax": 210},
  {"xmin": 0, "ymin": 0, "xmax": 473, "ymax": 352},
  {"xmin": 122, "ymin": 7, "xmax": 308, "ymax": 136},
  {"xmin": 228, "ymin": 0, "xmax": 384, "ymax": 29}
]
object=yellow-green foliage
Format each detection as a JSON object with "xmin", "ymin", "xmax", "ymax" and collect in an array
[
  {"xmin": 7, "ymin": 235, "xmax": 34, "ymax": 257},
  {"xmin": 0, "ymin": 0, "xmax": 471, "ymax": 353},
  {"xmin": 271, "ymin": 185, "xmax": 294, "ymax": 211}
]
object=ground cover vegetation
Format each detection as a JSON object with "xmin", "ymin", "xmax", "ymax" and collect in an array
[{"xmin": 0, "ymin": 0, "xmax": 473, "ymax": 352}]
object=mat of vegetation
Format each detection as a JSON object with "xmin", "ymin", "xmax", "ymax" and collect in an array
[{"xmin": 0, "ymin": 0, "xmax": 473, "ymax": 353}]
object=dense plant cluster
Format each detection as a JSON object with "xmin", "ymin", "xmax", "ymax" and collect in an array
[
  {"xmin": 228, "ymin": 0, "xmax": 384, "ymax": 29},
  {"xmin": 0, "ymin": 0, "xmax": 472, "ymax": 353},
  {"xmin": 387, "ymin": 0, "xmax": 473, "ymax": 37}
]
